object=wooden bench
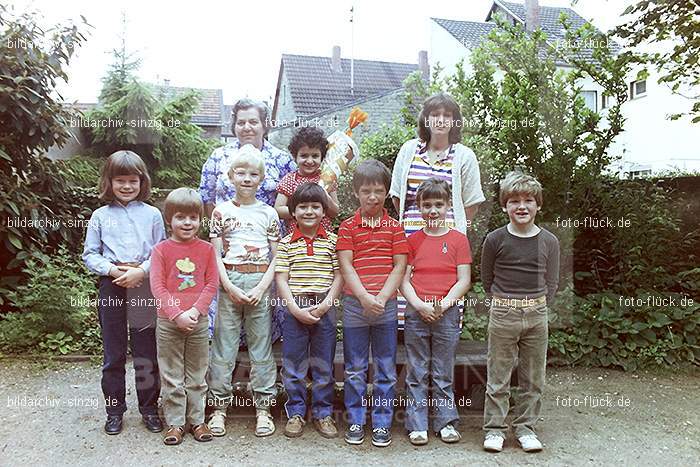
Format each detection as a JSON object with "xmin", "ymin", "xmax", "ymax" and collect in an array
[{"xmin": 232, "ymin": 340, "xmax": 497, "ymax": 410}]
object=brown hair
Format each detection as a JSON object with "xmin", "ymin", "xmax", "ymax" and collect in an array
[
  {"xmin": 416, "ymin": 178, "xmax": 452, "ymax": 205},
  {"xmin": 163, "ymin": 188, "xmax": 203, "ymax": 226},
  {"xmin": 288, "ymin": 183, "xmax": 328, "ymax": 214},
  {"xmin": 98, "ymin": 150, "xmax": 151, "ymax": 202},
  {"xmin": 499, "ymin": 171, "xmax": 543, "ymax": 207},
  {"xmin": 352, "ymin": 159, "xmax": 391, "ymax": 193},
  {"xmin": 417, "ymin": 92, "xmax": 463, "ymax": 146}
]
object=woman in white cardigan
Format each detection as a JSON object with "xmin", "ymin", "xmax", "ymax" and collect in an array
[
  {"xmin": 390, "ymin": 92, "xmax": 485, "ymax": 235},
  {"xmin": 389, "ymin": 93, "xmax": 485, "ymax": 333}
]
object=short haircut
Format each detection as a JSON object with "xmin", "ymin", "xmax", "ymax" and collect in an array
[
  {"xmin": 231, "ymin": 98, "xmax": 271, "ymax": 138},
  {"xmin": 288, "ymin": 183, "xmax": 328, "ymax": 214},
  {"xmin": 228, "ymin": 144, "xmax": 266, "ymax": 179},
  {"xmin": 416, "ymin": 178, "xmax": 452, "ymax": 205},
  {"xmin": 288, "ymin": 127, "xmax": 329, "ymax": 160},
  {"xmin": 417, "ymin": 92, "xmax": 463, "ymax": 145},
  {"xmin": 499, "ymin": 171, "xmax": 543, "ymax": 207},
  {"xmin": 163, "ymin": 187, "xmax": 203, "ymax": 226},
  {"xmin": 98, "ymin": 150, "xmax": 151, "ymax": 202},
  {"xmin": 352, "ymin": 159, "xmax": 391, "ymax": 193}
]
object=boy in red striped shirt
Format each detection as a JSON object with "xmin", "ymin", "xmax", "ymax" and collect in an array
[{"xmin": 336, "ymin": 159, "xmax": 408, "ymax": 447}]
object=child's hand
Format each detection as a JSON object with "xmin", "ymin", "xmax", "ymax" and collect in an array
[
  {"xmin": 417, "ymin": 301, "xmax": 437, "ymax": 323},
  {"xmin": 246, "ymin": 285, "xmax": 267, "ymax": 307},
  {"xmin": 174, "ymin": 309, "xmax": 198, "ymax": 332},
  {"xmin": 225, "ymin": 284, "xmax": 252, "ymax": 304},
  {"xmin": 293, "ymin": 306, "xmax": 320, "ymax": 325},
  {"xmin": 433, "ymin": 301, "xmax": 446, "ymax": 319},
  {"xmin": 367, "ymin": 296, "xmax": 385, "ymax": 316},
  {"xmin": 359, "ymin": 293, "xmax": 377, "ymax": 314},
  {"xmin": 311, "ymin": 301, "xmax": 331, "ymax": 318},
  {"xmin": 113, "ymin": 266, "xmax": 145, "ymax": 288},
  {"xmin": 109, "ymin": 266, "xmax": 126, "ymax": 279}
]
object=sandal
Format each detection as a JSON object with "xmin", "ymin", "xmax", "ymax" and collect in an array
[
  {"xmin": 163, "ymin": 425, "xmax": 185, "ymax": 445},
  {"xmin": 191, "ymin": 423, "xmax": 213, "ymax": 442},
  {"xmin": 207, "ymin": 410, "xmax": 226, "ymax": 437},
  {"xmin": 255, "ymin": 411, "xmax": 275, "ymax": 437}
]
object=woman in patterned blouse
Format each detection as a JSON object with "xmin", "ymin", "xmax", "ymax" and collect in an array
[{"xmin": 199, "ymin": 98, "xmax": 296, "ymax": 344}]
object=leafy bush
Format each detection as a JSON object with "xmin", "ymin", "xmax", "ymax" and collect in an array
[
  {"xmin": 0, "ymin": 6, "xmax": 94, "ymax": 293},
  {"xmin": 572, "ymin": 178, "xmax": 699, "ymax": 295},
  {"xmin": 57, "ymin": 155, "xmax": 101, "ymax": 188},
  {"xmin": 549, "ymin": 291, "xmax": 700, "ymax": 370},
  {"xmin": 0, "ymin": 248, "xmax": 102, "ymax": 354}
]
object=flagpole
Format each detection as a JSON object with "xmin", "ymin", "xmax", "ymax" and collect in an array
[{"xmin": 350, "ymin": 5, "xmax": 355, "ymax": 97}]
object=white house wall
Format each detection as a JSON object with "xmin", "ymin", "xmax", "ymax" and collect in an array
[
  {"xmin": 608, "ymin": 68, "xmax": 700, "ymax": 175},
  {"xmin": 430, "ymin": 20, "xmax": 476, "ymax": 78}
]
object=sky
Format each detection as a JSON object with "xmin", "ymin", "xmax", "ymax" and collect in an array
[{"xmin": 8, "ymin": 0, "xmax": 636, "ymax": 104}]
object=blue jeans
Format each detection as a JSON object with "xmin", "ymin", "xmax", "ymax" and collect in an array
[
  {"xmin": 97, "ymin": 277, "xmax": 159, "ymax": 416},
  {"xmin": 282, "ymin": 295, "xmax": 337, "ymax": 419},
  {"xmin": 342, "ymin": 295, "xmax": 398, "ymax": 429},
  {"xmin": 404, "ymin": 303, "xmax": 461, "ymax": 432}
]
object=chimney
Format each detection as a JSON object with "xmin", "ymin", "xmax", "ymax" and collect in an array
[
  {"xmin": 331, "ymin": 45, "xmax": 342, "ymax": 73},
  {"xmin": 525, "ymin": 0, "xmax": 540, "ymax": 32},
  {"xmin": 418, "ymin": 50, "xmax": 429, "ymax": 81}
]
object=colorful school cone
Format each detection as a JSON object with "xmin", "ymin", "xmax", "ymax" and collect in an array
[{"xmin": 319, "ymin": 107, "xmax": 368, "ymax": 191}]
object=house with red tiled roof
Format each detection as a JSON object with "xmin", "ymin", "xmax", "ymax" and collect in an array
[{"xmin": 268, "ymin": 46, "xmax": 428, "ymax": 147}]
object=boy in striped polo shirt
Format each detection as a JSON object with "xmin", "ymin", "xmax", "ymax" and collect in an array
[
  {"xmin": 337, "ymin": 159, "xmax": 409, "ymax": 447},
  {"xmin": 276, "ymin": 183, "xmax": 343, "ymax": 440}
]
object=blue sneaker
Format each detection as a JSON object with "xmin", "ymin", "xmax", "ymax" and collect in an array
[
  {"xmin": 371, "ymin": 427, "xmax": 392, "ymax": 447},
  {"xmin": 345, "ymin": 424, "xmax": 365, "ymax": 445}
]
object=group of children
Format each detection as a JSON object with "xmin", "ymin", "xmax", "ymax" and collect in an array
[{"xmin": 83, "ymin": 126, "xmax": 559, "ymax": 452}]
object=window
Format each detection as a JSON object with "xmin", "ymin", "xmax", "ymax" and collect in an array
[
  {"xmin": 601, "ymin": 93, "xmax": 608, "ymax": 109},
  {"xmin": 629, "ymin": 169, "xmax": 652, "ymax": 179},
  {"xmin": 581, "ymin": 90, "xmax": 597, "ymax": 112},
  {"xmin": 282, "ymin": 84, "xmax": 286, "ymax": 106},
  {"xmin": 630, "ymin": 79, "xmax": 647, "ymax": 99}
]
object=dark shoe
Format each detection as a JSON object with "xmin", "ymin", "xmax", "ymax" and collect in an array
[
  {"xmin": 104, "ymin": 415, "xmax": 123, "ymax": 435},
  {"xmin": 142, "ymin": 414, "xmax": 164, "ymax": 433},
  {"xmin": 344, "ymin": 424, "xmax": 365, "ymax": 445},
  {"xmin": 371, "ymin": 427, "xmax": 392, "ymax": 447}
]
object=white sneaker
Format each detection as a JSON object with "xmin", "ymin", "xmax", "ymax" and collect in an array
[
  {"xmin": 408, "ymin": 430, "xmax": 428, "ymax": 445},
  {"xmin": 438, "ymin": 424, "xmax": 461, "ymax": 443},
  {"xmin": 518, "ymin": 434, "xmax": 543, "ymax": 452},
  {"xmin": 483, "ymin": 433, "xmax": 504, "ymax": 452}
]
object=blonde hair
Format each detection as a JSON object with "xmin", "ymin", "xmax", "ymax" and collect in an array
[
  {"xmin": 98, "ymin": 150, "xmax": 151, "ymax": 202},
  {"xmin": 227, "ymin": 144, "xmax": 266, "ymax": 179},
  {"xmin": 499, "ymin": 171, "xmax": 543, "ymax": 207},
  {"xmin": 163, "ymin": 188, "xmax": 203, "ymax": 226}
]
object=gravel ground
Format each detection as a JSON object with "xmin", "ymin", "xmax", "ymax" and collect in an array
[{"xmin": 1, "ymin": 359, "xmax": 698, "ymax": 466}]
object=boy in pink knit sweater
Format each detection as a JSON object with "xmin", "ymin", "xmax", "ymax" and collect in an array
[{"xmin": 150, "ymin": 188, "xmax": 219, "ymax": 445}]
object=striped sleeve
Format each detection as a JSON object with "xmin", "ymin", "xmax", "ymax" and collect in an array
[
  {"xmin": 330, "ymin": 234, "xmax": 339, "ymax": 271},
  {"xmin": 275, "ymin": 239, "xmax": 290, "ymax": 273}
]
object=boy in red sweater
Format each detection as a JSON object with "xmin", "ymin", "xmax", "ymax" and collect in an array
[
  {"xmin": 150, "ymin": 188, "xmax": 219, "ymax": 445},
  {"xmin": 400, "ymin": 179, "xmax": 472, "ymax": 446}
]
